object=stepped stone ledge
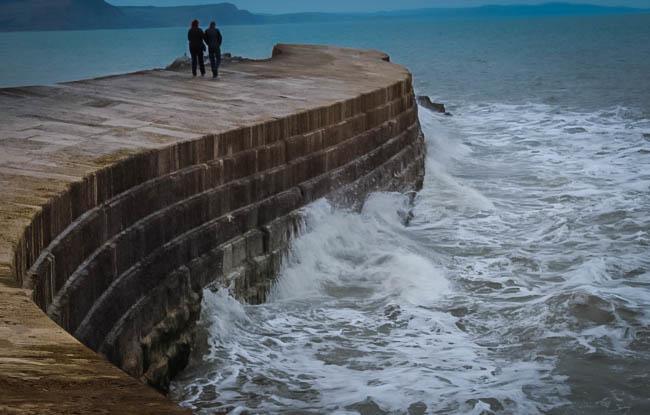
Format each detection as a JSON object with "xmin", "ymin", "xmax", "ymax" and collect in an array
[{"xmin": 0, "ymin": 44, "xmax": 426, "ymax": 414}]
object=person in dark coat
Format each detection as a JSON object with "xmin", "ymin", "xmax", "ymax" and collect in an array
[
  {"xmin": 187, "ymin": 19, "xmax": 206, "ymax": 77},
  {"xmin": 204, "ymin": 21, "xmax": 223, "ymax": 78}
]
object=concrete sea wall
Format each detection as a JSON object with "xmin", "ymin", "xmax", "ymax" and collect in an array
[{"xmin": 0, "ymin": 45, "xmax": 425, "ymax": 413}]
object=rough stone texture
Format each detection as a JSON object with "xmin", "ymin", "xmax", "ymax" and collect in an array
[
  {"xmin": 0, "ymin": 44, "xmax": 425, "ymax": 413},
  {"xmin": 166, "ymin": 53, "xmax": 253, "ymax": 72},
  {"xmin": 416, "ymin": 95, "xmax": 450, "ymax": 115}
]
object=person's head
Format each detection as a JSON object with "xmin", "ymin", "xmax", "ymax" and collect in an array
[
  {"xmin": 191, "ymin": 19, "xmax": 199, "ymax": 28},
  {"xmin": 210, "ymin": 21, "xmax": 216, "ymax": 29}
]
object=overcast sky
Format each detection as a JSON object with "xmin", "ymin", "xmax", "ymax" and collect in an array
[{"xmin": 107, "ymin": 1, "xmax": 650, "ymax": 13}]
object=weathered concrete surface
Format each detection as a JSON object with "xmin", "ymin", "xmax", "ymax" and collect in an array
[{"xmin": 0, "ymin": 44, "xmax": 424, "ymax": 413}]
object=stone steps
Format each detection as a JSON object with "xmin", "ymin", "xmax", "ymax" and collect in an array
[{"xmin": 0, "ymin": 45, "xmax": 426, "ymax": 410}]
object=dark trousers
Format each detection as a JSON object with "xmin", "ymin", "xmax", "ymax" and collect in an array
[
  {"xmin": 190, "ymin": 50, "xmax": 205, "ymax": 76},
  {"xmin": 208, "ymin": 48, "xmax": 221, "ymax": 77}
]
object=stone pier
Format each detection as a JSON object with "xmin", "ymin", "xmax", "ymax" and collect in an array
[{"xmin": 0, "ymin": 45, "xmax": 425, "ymax": 413}]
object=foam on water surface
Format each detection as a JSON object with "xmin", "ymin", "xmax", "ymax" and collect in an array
[{"xmin": 172, "ymin": 103, "xmax": 650, "ymax": 414}]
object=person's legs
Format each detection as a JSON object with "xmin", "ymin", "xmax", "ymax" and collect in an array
[
  {"xmin": 208, "ymin": 50, "xmax": 218, "ymax": 78},
  {"xmin": 215, "ymin": 48, "xmax": 221, "ymax": 78},
  {"xmin": 198, "ymin": 52, "xmax": 206, "ymax": 76},
  {"xmin": 190, "ymin": 52, "xmax": 198, "ymax": 77}
]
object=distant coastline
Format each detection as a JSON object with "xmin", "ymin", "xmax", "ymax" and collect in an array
[{"xmin": 0, "ymin": 1, "xmax": 648, "ymax": 32}]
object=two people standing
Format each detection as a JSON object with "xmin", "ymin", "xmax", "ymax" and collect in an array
[{"xmin": 187, "ymin": 20, "xmax": 223, "ymax": 78}]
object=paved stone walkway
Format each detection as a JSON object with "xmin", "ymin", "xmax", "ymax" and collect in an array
[{"xmin": 0, "ymin": 45, "xmax": 410, "ymax": 414}]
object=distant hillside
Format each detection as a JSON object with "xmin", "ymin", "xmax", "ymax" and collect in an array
[
  {"xmin": 0, "ymin": 0, "xmax": 258, "ymax": 31},
  {"xmin": 372, "ymin": 3, "xmax": 647, "ymax": 18},
  {"xmin": 0, "ymin": 0, "xmax": 124, "ymax": 31},
  {"xmin": 0, "ymin": 1, "xmax": 648, "ymax": 32},
  {"xmin": 120, "ymin": 3, "xmax": 261, "ymax": 27}
]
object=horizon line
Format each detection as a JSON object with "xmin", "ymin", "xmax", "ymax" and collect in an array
[{"xmin": 107, "ymin": 1, "xmax": 650, "ymax": 15}]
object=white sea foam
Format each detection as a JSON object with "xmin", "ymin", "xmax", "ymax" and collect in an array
[{"xmin": 172, "ymin": 103, "xmax": 650, "ymax": 414}]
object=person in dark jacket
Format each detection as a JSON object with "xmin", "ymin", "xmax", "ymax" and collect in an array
[
  {"xmin": 204, "ymin": 21, "xmax": 223, "ymax": 78},
  {"xmin": 187, "ymin": 19, "xmax": 206, "ymax": 77}
]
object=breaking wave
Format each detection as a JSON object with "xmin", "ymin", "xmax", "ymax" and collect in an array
[{"xmin": 172, "ymin": 103, "xmax": 650, "ymax": 414}]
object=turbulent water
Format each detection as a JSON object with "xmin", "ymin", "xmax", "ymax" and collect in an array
[
  {"xmin": 3, "ymin": 12, "xmax": 649, "ymax": 415},
  {"xmin": 166, "ymin": 14, "xmax": 650, "ymax": 415},
  {"xmin": 170, "ymin": 102, "xmax": 650, "ymax": 414}
]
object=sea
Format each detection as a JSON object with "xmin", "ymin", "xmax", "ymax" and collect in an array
[{"xmin": 2, "ymin": 13, "xmax": 650, "ymax": 415}]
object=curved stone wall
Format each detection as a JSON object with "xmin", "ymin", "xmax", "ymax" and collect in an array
[{"xmin": 0, "ymin": 45, "xmax": 424, "ymax": 413}]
